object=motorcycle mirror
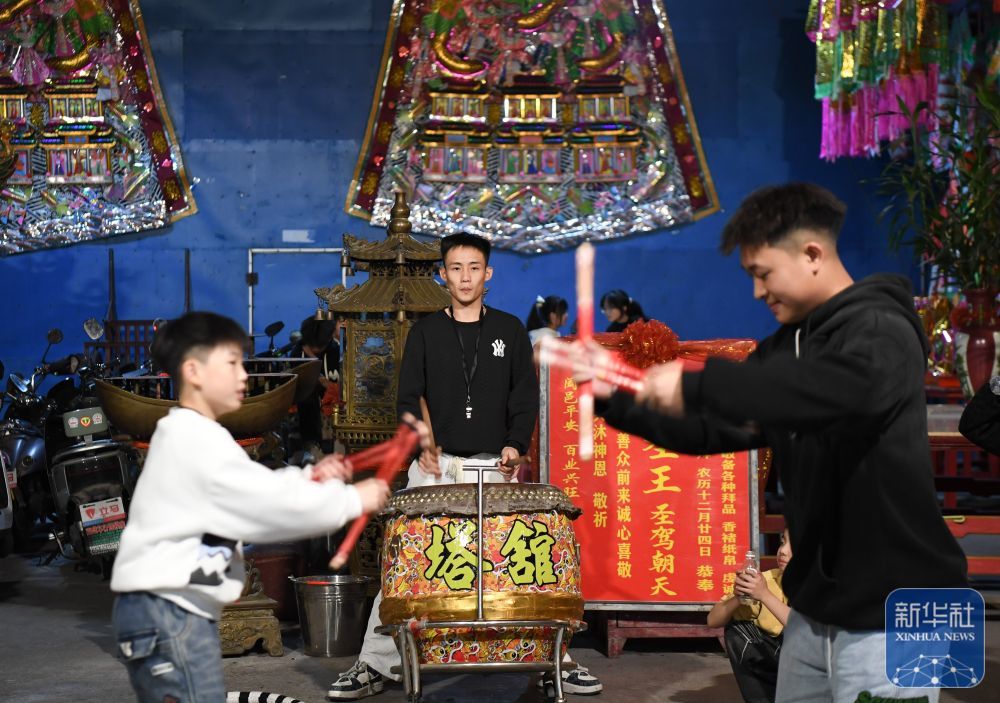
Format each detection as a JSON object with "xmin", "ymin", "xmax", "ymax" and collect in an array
[
  {"xmin": 47, "ymin": 328, "xmax": 64, "ymax": 345},
  {"xmin": 264, "ymin": 321, "xmax": 285, "ymax": 338},
  {"xmin": 9, "ymin": 373, "xmax": 28, "ymax": 394},
  {"xmin": 43, "ymin": 355, "xmax": 79, "ymax": 376},
  {"xmin": 151, "ymin": 318, "xmax": 167, "ymax": 350},
  {"xmin": 83, "ymin": 317, "xmax": 104, "ymax": 340}
]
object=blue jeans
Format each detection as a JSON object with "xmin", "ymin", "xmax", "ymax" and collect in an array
[
  {"xmin": 777, "ymin": 610, "xmax": 938, "ymax": 703},
  {"xmin": 112, "ymin": 592, "xmax": 225, "ymax": 703}
]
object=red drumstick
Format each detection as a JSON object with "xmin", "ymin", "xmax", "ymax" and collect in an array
[
  {"xmin": 310, "ymin": 442, "xmax": 391, "ymax": 484},
  {"xmin": 328, "ymin": 424, "xmax": 418, "ymax": 570},
  {"xmin": 329, "ymin": 516, "xmax": 368, "ymax": 571},
  {"xmin": 344, "ymin": 441, "xmax": 392, "ymax": 470},
  {"xmin": 576, "ymin": 242, "xmax": 595, "ymax": 460},
  {"xmin": 537, "ymin": 338, "xmax": 646, "ymax": 394}
]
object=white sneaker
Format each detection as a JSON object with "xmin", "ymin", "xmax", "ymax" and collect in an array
[
  {"xmin": 539, "ymin": 665, "xmax": 604, "ymax": 696},
  {"xmin": 327, "ymin": 661, "xmax": 385, "ymax": 700}
]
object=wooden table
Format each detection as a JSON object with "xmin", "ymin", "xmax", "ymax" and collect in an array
[
  {"xmin": 928, "ymin": 406, "xmax": 1000, "ymax": 507},
  {"xmin": 925, "ymin": 374, "xmax": 964, "ymax": 404}
]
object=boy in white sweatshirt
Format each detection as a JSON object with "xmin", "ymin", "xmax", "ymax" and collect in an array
[{"xmin": 110, "ymin": 311, "xmax": 417, "ymax": 702}]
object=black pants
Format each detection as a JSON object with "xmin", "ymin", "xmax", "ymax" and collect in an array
[
  {"xmin": 297, "ymin": 387, "xmax": 323, "ymax": 446},
  {"xmin": 724, "ymin": 619, "xmax": 782, "ymax": 703}
]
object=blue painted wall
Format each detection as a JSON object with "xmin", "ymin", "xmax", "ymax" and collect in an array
[{"xmin": 0, "ymin": 0, "xmax": 913, "ymax": 382}]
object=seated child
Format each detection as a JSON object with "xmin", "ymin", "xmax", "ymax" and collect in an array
[
  {"xmin": 110, "ymin": 311, "xmax": 427, "ymax": 702},
  {"xmin": 707, "ymin": 528, "xmax": 792, "ymax": 703}
]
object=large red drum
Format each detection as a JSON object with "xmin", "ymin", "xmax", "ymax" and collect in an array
[{"xmin": 379, "ymin": 482, "xmax": 583, "ymax": 664}]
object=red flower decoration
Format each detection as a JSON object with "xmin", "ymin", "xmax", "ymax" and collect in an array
[
  {"xmin": 583, "ymin": 321, "xmax": 757, "ymax": 369},
  {"xmin": 619, "ymin": 320, "xmax": 680, "ymax": 368}
]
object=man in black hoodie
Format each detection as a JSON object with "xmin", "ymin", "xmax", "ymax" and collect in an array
[{"xmin": 583, "ymin": 183, "xmax": 967, "ymax": 702}]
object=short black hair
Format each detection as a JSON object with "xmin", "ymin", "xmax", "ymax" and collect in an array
[
  {"xmin": 719, "ymin": 182, "xmax": 847, "ymax": 255},
  {"xmin": 441, "ymin": 232, "xmax": 491, "ymax": 264},
  {"xmin": 600, "ymin": 289, "xmax": 646, "ymax": 321},
  {"xmin": 152, "ymin": 311, "xmax": 247, "ymax": 385},
  {"xmin": 299, "ymin": 316, "xmax": 335, "ymax": 349}
]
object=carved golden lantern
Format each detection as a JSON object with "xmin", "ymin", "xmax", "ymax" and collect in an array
[
  {"xmin": 316, "ymin": 192, "xmax": 449, "ymax": 449},
  {"xmin": 0, "ymin": 121, "xmax": 18, "ymax": 187}
]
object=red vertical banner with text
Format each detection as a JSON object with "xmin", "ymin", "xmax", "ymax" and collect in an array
[{"xmin": 543, "ymin": 364, "xmax": 755, "ymax": 605}]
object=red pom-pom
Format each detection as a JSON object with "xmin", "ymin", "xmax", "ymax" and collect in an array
[{"xmin": 618, "ymin": 320, "xmax": 680, "ymax": 368}]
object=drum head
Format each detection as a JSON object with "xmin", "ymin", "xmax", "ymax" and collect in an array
[{"xmin": 382, "ymin": 482, "xmax": 581, "ymax": 519}]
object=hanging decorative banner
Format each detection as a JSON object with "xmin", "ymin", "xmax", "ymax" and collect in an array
[
  {"xmin": 0, "ymin": 0, "xmax": 196, "ymax": 255},
  {"xmin": 806, "ymin": 0, "xmax": 951, "ymax": 161},
  {"xmin": 345, "ymin": 0, "xmax": 717, "ymax": 253}
]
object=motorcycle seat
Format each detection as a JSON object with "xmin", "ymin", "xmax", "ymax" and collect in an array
[{"xmin": 50, "ymin": 439, "xmax": 124, "ymax": 465}]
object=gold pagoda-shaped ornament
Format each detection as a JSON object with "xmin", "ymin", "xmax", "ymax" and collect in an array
[{"xmin": 317, "ymin": 191, "xmax": 449, "ymax": 450}]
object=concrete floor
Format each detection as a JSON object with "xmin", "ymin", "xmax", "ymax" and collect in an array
[{"xmin": 1, "ymin": 551, "xmax": 998, "ymax": 703}]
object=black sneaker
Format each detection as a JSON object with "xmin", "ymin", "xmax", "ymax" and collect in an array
[
  {"xmin": 327, "ymin": 661, "xmax": 385, "ymax": 700},
  {"xmin": 539, "ymin": 666, "xmax": 603, "ymax": 696}
]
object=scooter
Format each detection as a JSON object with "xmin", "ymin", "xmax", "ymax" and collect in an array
[
  {"xmin": 48, "ymin": 404, "xmax": 134, "ymax": 571},
  {"xmin": 1, "ymin": 329, "xmax": 73, "ymax": 548},
  {"xmin": 47, "ymin": 322, "xmax": 137, "ymax": 570},
  {"xmin": 2, "ymin": 327, "xmax": 137, "ymax": 570}
]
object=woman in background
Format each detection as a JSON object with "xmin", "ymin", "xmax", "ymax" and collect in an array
[
  {"xmin": 600, "ymin": 289, "xmax": 646, "ymax": 332},
  {"xmin": 526, "ymin": 295, "xmax": 569, "ymax": 346}
]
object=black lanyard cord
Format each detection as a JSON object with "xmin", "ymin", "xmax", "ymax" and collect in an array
[{"xmin": 448, "ymin": 305, "xmax": 485, "ymax": 418}]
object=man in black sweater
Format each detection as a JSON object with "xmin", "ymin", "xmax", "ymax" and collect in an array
[
  {"xmin": 396, "ymin": 232, "xmax": 538, "ymax": 482},
  {"xmin": 576, "ymin": 184, "xmax": 966, "ymax": 702},
  {"xmin": 329, "ymin": 233, "xmax": 602, "ymax": 699}
]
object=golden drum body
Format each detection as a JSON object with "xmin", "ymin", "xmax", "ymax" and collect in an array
[{"xmin": 379, "ymin": 482, "xmax": 583, "ymax": 664}]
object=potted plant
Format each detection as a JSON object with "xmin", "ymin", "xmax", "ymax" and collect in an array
[{"xmin": 876, "ymin": 82, "xmax": 1000, "ymax": 397}]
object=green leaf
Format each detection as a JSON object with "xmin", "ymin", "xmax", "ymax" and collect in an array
[
  {"xmin": 873, "ymin": 87, "xmax": 1000, "ymax": 290},
  {"xmin": 422, "ymin": 12, "xmax": 447, "ymax": 34}
]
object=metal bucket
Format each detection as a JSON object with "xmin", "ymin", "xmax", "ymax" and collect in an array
[{"xmin": 290, "ymin": 575, "xmax": 372, "ymax": 657}]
